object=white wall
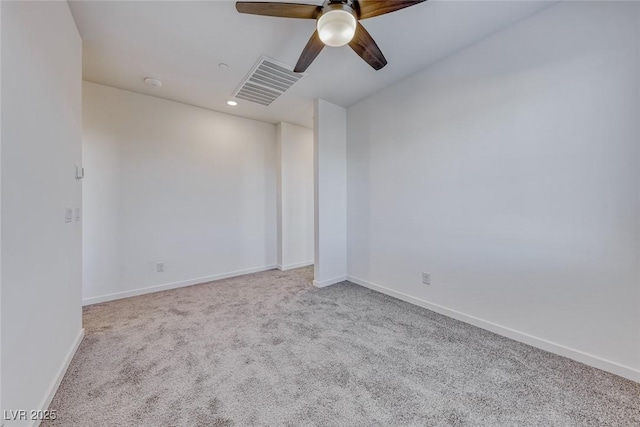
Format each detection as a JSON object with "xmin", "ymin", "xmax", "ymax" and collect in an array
[
  {"xmin": 314, "ymin": 99, "xmax": 347, "ymax": 287},
  {"xmin": 82, "ymin": 82, "xmax": 277, "ymax": 304},
  {"xmin": 347, "ymin": 1, "xmax": 640, "ymax": 381},
  {"xmin": 276, "ymin": 122, "xmax": 314, "ymax": 271},
  {"xmin": 1, "ymin": 1, "xmax": 4, "ymax": 417},
  {"xmin": 1, "ymin": 1, "xmax": 83, "ymax": 423}
]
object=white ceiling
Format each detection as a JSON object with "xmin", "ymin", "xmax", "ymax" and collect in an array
[{"xmin": 69, "ymin": 0, "xmax": 554, "ymax": 128}]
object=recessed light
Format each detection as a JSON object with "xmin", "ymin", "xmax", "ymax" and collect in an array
[
  {"xmin": 227, "ymin": 100, "xmax": 238, "ymax": 106},
  {"xmin": 219, "ymin": 63, "xmax": 229, "ymax": 70},
  {"xmin": 143, "ymin": 77, "xmax": 162, "ymax": 87}
]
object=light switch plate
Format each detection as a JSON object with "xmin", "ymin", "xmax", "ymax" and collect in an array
[
  {"xmin": 65, "ymin": 208, "xmax": 73, "ymax": 223},
  {"xmin": 75, "ymin": 164, "xmax": 84, "ymax": 180}
]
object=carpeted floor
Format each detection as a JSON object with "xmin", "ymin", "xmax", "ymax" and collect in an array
[{"xmin": 45, "ymin": 267, "xmax": 639, "ymax": 426}]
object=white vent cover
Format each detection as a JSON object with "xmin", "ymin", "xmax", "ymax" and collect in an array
[{"xmin": 232, "ymin": 56, "xmax": 304, "ymax": 106}]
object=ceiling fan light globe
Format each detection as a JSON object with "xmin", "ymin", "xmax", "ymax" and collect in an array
[{"xmin": 317, "ymin": 9, "xmax": 356, "ymax": 47}]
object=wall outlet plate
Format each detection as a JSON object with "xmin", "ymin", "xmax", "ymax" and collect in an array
[
  {"xmin": 156, "ymin": 262, "xmax": 165, "ymax": 273},
  {"xmin": 65, "ymin": 208, "xmax": 73, "ymax": 223},
  {"xmin": 422, "ymin": 272, "xmax": 430, "ymax": 285}
]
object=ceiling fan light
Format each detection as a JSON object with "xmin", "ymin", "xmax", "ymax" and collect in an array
[{"xmin": 317, "ymin": 9, "xmax": 356, "ymax": 47}]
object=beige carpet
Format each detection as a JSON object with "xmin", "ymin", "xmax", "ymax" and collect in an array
[{"xmin": 45, "ymin": 266, "xmax": 639, "ymax": 426}]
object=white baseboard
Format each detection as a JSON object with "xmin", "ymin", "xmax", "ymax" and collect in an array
[
  {"xmin": 313, "ymin": 275, "xmax": 347, "ymax": 288},
  {"xmin": 347, "ymin": 275, "xmax": 640, "ymax": 384},
  {"xmin": 83, "ymin": 264, "xmax": 278, "ymax": 306},
  {"xmin": 277, "ymin": 261, "xmax": 314, "ymax": 271},
  {"xmin": 33, "ymin": 328, "xmax": 85, "ymax": 427}
]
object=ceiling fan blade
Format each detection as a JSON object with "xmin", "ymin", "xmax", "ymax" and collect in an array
[
  {"xmin": 348, "ymin": 22, "xmax": 387, "ymax": 70},
  {"xmin": 294, "ymin": 30, "xmax": 324, "ymax": 72},
  {"xmin": 353, "ymin": 0, "xmax": 427, "ymax": 20},
  {"xmin": 236, "ymin": 2, "xmax": 322, "ymax": 19}
]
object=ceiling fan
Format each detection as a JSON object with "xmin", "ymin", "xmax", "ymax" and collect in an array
[{"xmin": 236, "ymin": 0, "xmax": 427, "ymax": 72}]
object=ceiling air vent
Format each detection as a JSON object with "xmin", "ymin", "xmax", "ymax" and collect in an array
[{"xmin": 232, "ymin": 56, "xmax": 304, "ymax": 106}]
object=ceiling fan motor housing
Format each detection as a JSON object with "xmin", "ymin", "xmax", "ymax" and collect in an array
[{"xmin": 322, "ymin": 0, "xmax": 357, "ymax": 16}]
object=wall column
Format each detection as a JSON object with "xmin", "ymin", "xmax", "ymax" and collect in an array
[
  {"xmin": 313, "ymin": 99, "xmax": 347, "ymax": 287},
  {"xmin": 275, "ymin": 122, "xmax": 314, "ymax": 271}
]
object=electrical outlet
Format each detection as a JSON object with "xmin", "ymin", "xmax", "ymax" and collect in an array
[
  {"xmin": 65, "ymin": 208, "xmax": 73, "ymax": 223},
  {"xmin": 156, "ymin": 262, "xmax": 165, "ymax": 273},
  {"xmin": 422, "ymin": 272, "xmax": 430, "ymax": 285}
]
